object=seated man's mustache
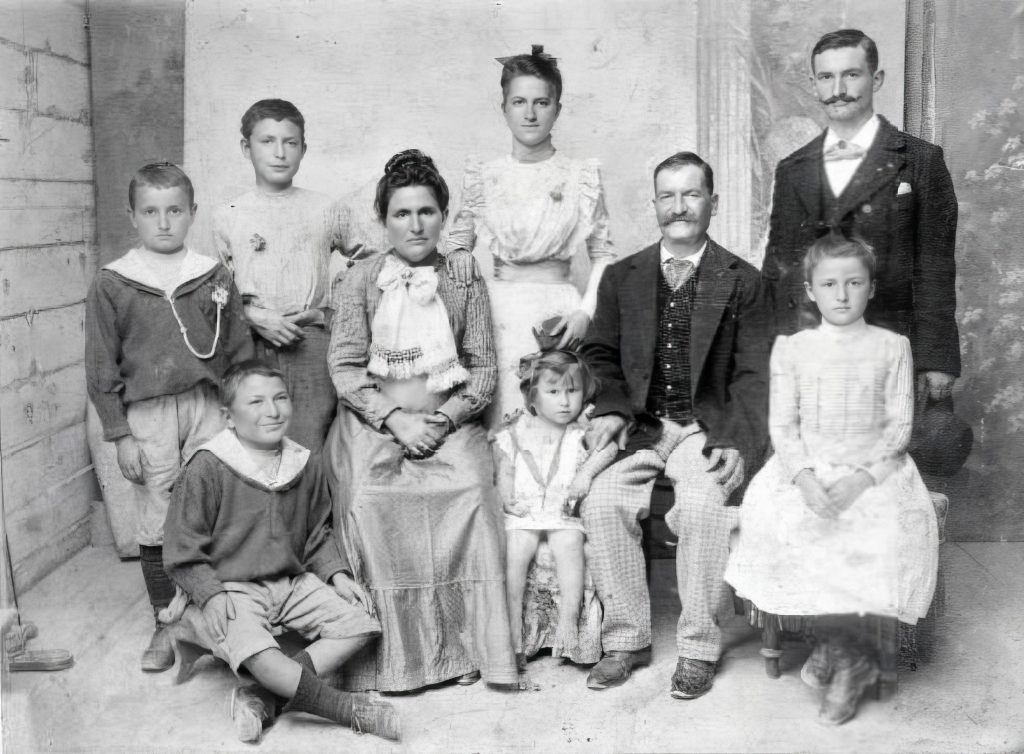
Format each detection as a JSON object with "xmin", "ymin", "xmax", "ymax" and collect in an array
[
  {"xmin": 663, "ymin": 215, "xmax": 691, "ymax": 224},
  {"xmin": 823, "ymin": 94, "xmax": 859, "ymax": 105}
]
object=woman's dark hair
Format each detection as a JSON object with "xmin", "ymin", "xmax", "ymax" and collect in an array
[
  {"xmin": 500, "ymin": 44, "xmax": 562, "ymax": 105},
  {"xmin": 803, "ymin": 232, "xmax": 877, "ymax": 283},
  {"xmin": 374, "ymin": 149, "xmax": 450, "ymax": 222},
  {"xmin": 518, "ymin": 349, "xmax": 598, "ymax": 414}
]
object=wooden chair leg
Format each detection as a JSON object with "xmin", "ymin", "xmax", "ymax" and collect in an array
[{"xmin": 761, "ymin": 620, "xmax": 783, "ymax": 678}]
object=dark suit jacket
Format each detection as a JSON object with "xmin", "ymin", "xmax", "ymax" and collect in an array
[
  {"xmin": 581, "ymin": 239, "xmax": 771, "ymax": 501},
  {"xmin": 762, "ymin": 116, "xmax": 960, "ymax": 376}
]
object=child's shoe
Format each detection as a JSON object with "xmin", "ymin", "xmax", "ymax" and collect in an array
[
  {"xmin": 818, "ymin": 647, "xmax": 879, "ymax": 725},
  {"xmin": 350, "ymin": 693, "xmax": 401, "ymax": 741},
  {"xmin": 800, "ymin": 639, "xmax": 832, "ymax": 689},
  {"xmin": 141, "ymin": 625, "xmax": 174, "ymax": 672},
  {"xmin": 229, "ymin": 684, "xmax": 276, "ymax": 743}
]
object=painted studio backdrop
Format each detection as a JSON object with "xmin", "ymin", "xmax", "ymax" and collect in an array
[{"xmin": 1, "ymin": 0, "xmax": 1022, "ymax": 598}]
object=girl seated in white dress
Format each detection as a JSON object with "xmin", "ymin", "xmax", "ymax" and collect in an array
[
  {"xmin": 725, "ymin": 234, "xmax": 939, "ymax": 726},
  {"xmin": 493, "ymin": 350, "xmax": 617, "ymax": 667}
]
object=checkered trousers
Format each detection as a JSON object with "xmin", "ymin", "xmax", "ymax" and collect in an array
[{"xmin": 581, "ymin": 420, "xmax": 740, "ymax": 661}]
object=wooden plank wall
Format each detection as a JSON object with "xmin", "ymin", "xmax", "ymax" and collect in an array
[{"xmin": 0, "ymin": 0, "xmax": 98, "ymax": 591}]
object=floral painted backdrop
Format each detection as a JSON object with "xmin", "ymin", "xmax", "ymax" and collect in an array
[{"xmin": 940, "ymin": 0, "xmax": 1024, "ymax": 539}]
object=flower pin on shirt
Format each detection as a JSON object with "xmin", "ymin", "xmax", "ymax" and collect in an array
[
  {"xmin": 249, "ymin": 233, "xmax": 267, "ymax": 253},
  {"xmin": 211, "ymin": 283, "xmax": 230, "ymax": 306},
  {"xmin": 550, "ymin": 182, "xmax": 564, "ymax": 203}
]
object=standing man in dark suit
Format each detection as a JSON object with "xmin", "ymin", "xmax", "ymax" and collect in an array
[
  {"xmin": 580, "ymin": 152, "xmax": 770, "ymax": 699},
  {"xmin": 763, "ymin": 28, "xmax": 960, "ymax": 402}
]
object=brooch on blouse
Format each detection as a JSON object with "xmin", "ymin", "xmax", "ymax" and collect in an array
[
  {"xmin": 249, "ymin": 233, "xmax": 267, "ymax": 252},
  {"xmin": 550, "ymin": 183, "xmax": 564, "ymax": 203}
]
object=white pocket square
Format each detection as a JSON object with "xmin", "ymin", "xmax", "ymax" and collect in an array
[{"xmin": 897, "ymin": 181, "xmax": 913, "ymax": 195}]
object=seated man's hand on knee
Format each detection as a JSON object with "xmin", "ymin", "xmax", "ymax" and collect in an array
[
  {"xmin": 584, "ymin": 414, "xmax": 628, "ymax": 455},
  {"xmin": 707, "ymin": 447, "xmax": 744, "ymax": 495}
]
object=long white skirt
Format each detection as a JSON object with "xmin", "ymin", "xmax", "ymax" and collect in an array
[{"xmin": 725, "ymin": 455, "xmax": 939, "ymax": 624}]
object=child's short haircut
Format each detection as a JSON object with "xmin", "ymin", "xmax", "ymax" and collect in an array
[
  {"xmin": 518, "ymin": 349, "xmax": 599, "ymax": 411},
  {"xmin": 803, "ymin": 232, "xmax": 876, "ymax": 283},
  {"xmin": 220, "ymin": 360, "xmax": 288, "ymax": 408},
  {"xmin": 128, "ymin": 162, "xmax": 194, "ymax": 210},
  {"xmin": 240, "ymin": 98, "xmax": 306, "ymax": 142}
]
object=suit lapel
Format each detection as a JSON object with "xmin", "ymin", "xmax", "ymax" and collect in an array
[
  {"xmin": 789, "ymin": 133, "xmax": 827, "ymax": 220},
  {"xmin": 689, "ymin": 240, "xmax": 733, "ymax": 388},
  {"xmin": 622, "ymin": 243, "xmax": 661, "ymax": 377},
  {"xmin": 833, "ymin": 117, "xmax": 906, "ymax": 219}
]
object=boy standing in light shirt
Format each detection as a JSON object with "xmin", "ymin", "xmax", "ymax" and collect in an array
[{"xmin": 213, "ymin": 99, "xmax": 369, "ymax": 452}]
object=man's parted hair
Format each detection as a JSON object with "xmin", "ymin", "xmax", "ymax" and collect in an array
[
  {"xmin": 128, "ymin": 162, "xmax": 194, "ymax": 210},
  {"xmin": 240, "ymin": 98, "xmax": 306, "ymax": 142},
  {"xmin": 653, "ymin": 151, "xmax": 714, "ymax": 195},
  {"xmin": 811, "ymin": 29, "xmax": 879, "ymax": 74},
  {"xmin": 220, "ymin": 360, "xmax": 288, "ymax": 408}
]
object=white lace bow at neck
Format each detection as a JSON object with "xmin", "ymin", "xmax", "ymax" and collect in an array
[{"xmin": 367, "ymin": 254, "xmax": 469, "ymax": 393}]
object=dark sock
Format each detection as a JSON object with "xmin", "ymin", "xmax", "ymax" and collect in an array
[
  {"xmin": 139, "ymin": 544, "xmax": 176, "ymax": 617},
  {"xmin": 282, "ymin": 667, "xmax": 354, "ymax": 725},
  {"xmin": 291, "ymin": 650, "xmax": 317, "ymax": 676}
]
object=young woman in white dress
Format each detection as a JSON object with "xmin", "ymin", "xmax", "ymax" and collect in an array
[{"xmin": 447, "ymin": 45, "xmax": 614, "ymax": 424}]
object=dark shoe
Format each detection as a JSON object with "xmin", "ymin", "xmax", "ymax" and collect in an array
[
  {"xmin": 670, "ymin": 657, "xmax": 717, "ymax": 700},
  {"xmin": 229, "ymin": 684, "xmax": 276, "ymax": 744},
  {"xmin": 141, "ymin": 626, "xmax": 174, "ymax": 672},
  {"xmin": 350, "ymin": 693, "xmax": 401, "ymax": 742},
  {"xmin": 800, "ymin": 640, "xmax": 832, "ymax": 689},
  {"xmin": 586, "ymin": 647, "xmax": 652, "ymax": 690},
  {"xmin": 819, "ymin": 651, "xmax": 879, "ymax": 725}
]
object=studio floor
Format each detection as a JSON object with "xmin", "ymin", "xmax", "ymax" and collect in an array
[{"xmin": 2, "ymin": 541, "xmax": 1022, "ymax": 753}]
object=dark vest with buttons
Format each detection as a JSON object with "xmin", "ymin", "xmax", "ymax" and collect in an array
[
  {"xmin": 820, "ymin": 158, "xmax": 854, "ymax": 236},
  {"xmin": 645, "ymin": 263, "xmax": 698, "ymax": 423}
]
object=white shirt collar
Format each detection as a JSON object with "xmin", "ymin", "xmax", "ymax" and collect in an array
[
  {"xmin": 824, "ymin": 113, "xmax": 880, "ymax": 152},
  {"xmin": 660, "ymin": 239, "xmax": 708, "ymax": 268},
  {"xmin": 104, "ymin": 247, "xmax": 218, "ymax": 293},
  {"xmin": 194, "ymin": 428, "xmax": 310, "ymax": 489}
]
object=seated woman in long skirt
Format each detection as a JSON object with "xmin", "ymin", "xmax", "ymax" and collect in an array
[{"xmin": 325, "ymin": 149, "xmax": 518, "ymax": 692}]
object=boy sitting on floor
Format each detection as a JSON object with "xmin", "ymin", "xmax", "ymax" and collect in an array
[{"xmin": 161, "ymin": 360, "xmax": 398, "ymax": 744}]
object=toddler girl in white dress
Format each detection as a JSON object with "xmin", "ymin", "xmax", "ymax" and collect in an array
[{"xmin": 493, "ymin": 350, "xmax": 616, "ymax": 666}]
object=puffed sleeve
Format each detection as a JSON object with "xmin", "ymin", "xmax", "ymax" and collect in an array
[
  {"xmin": 327, "ymin": 256, "xmax": 401, "ymax": 428},
  {"xmin": 446, "ymin": 156, "xmax": 484, "ymax": 254},
  {"xmin": 768, "ymin": 335, "xmax": 813, "ymax": 482},
  {"xmin": 578, "ymin": 159, "xmax": 615, "ymax": 264},
  {"xmin": 860, "ymin": 334, "xmax": 915, "ymax": 484}
]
